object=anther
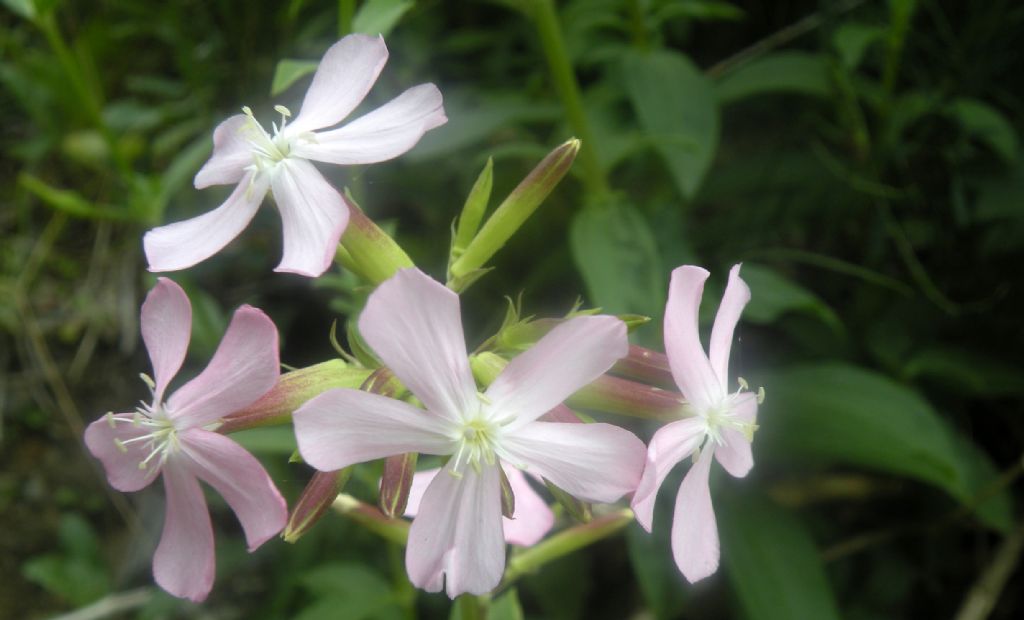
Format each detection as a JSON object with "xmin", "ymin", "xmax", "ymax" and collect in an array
[
  {"xmin": 106, "ymin": 412, "xmax": 117, "ymax": 429},
  {"xmin": 757, "ymin": 386, "xmax": 766, "ymax": 405},
  {"xmin": 139, "ymin": 373, "xmax": 156, "ymax": 391},
  {"xmin": 737, "ymin": 376, "xmax": 749, "ymax": 391},
  {"xmin": 274, "ymin": 104, "xmax": 291, "ymax": 117},
  {"xmin": 114, "ymin": 438, "xmax": 128, "ymax": 454}
]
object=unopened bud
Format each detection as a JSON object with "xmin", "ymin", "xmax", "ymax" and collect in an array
[
  {"xmin": 339, "ymin": 195, "xmax": 415, "ymax": 285},
  {"xmin": 543, "ymin": 404, "xmax": 583, "ymax": 424},
  {"xmin": 379, "ymin": 452, "xmax": 418, "ymax": 518},
  {"xmin": 567, "ymin": 374, "xmax": 684, "ymax": 421},
  {"xmin": 448, "ymin": 139, "xmax": 580, "ymax": 291},
  {"xmin": 219, "ymin": 360, "xmax": 372, "ymax": 433},
  {"xmin": 283, "ymin": 468, "xmax": 352, "ymax": 543},
  {"xmin": 610, "ymin": 345, "xmax": 675, "ymax": 389},
  {"xmin": 545, "ymin": 478, "xmax": 591, "ymax": 523},
  {"xmin": 499, "ymin": 466, "xmax": 516, "ymax": 519}
]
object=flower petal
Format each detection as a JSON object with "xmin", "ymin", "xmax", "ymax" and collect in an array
[
  {"xmin": 403, "ymin": 469, "xmax": 437, "ymax": 517},
  {"xmin": 486, "ymin": 316, "xmax": 628, "ymax": 428},
  {"xmin": 293, "ymin": 84, "xmax": 446, "ymax": 165},
  {"xmin": 631, "ymin": 417, "xmax": 706, "ymax": 532},
  {"xmin": 502, "ymin": 466, "xmax": 554, "ymax": 547},
  {"xmin": 294, "ymin": 388, "xmax": 453, "ymax": 472},
  {"xmin": 270, "ymin": 158, "xmax": 350, "ymax": 277},
  {"xmin": 359, "ymin": 268, "xmax": 477, "ymax": 422},
  {"xmin": 168, "ymin": 305, "xmax": 279, "ymax": 429},
  {"xmin": 671, "ymin": 446, "xmax": 719, "ymax": 583},
  {"xmin": 715, "ymin": 393, "xmax": 757, "ymax": 478},
  {"xmin": 501, "ymin": 421, "xmax": 646, "ymax": 504},
  {"xmin": 287, "ymin": 34, "xmax": 389, "ymax": 134},
  {"xmin": 194, "ymin": 115, "xmax": 252, "ymax": 189},
  {"xmin": 144, "ymin": 173, "xmax": 269, "ymax": 273},
  {"xmin": 708, "ymin": 264, "xmax": 750, "ymax": 387},
  {"xmin": 664, "ymin": 266, "xmax": 722, "ymax": 410},
  {"xmin": 84, "ymin": 414, "xmax": 160, "ymax": 492},
  {"xmin": 140, "ymin": 278, "xmax": 191, "ymax": 403},
  {"xmin": 181, "ymin": 429, "xmax": 287, "ymax": 551},
  {"xmin": 405, "ymin": 463, "xmax": 505, "ymax": 598},
  {"xmin": 153, "ymin": 463, "xmax": 215, "ymax": 602}
]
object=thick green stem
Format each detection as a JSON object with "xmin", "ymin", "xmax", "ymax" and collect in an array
[
  {"xmin": 530, "ymin": 0, "xmax": 609, "ymax": 198},
  {"xmin": 456, "ymin": 594, "xmax": 488, "ymax": 620}
]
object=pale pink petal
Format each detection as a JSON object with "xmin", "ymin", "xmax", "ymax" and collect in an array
[
  {"xmin": 486, "ymin": 316, "xmax": 628, "ymax": 428},
  {"xmin": 84, "ymin": 414, "xmax": 160, "ymax": 493},
  {"xmin": 140, "ymin": 278, "xmax": 191, "ymax": 403},
  {"xmin": 359, "ymin": 268, "xmax": 477, "ymax": 422},
  {"xmin": 287, "ymin": 34, "xmax": 388, "ymax": 134},
  {"xmin": 501, "ymin": 421, "xmax": 646, "ymax": 504},
  {"xmin": 294, "ymin": 388, "xmax": 453, "ymax": 472},
  {"xmin": 144, "ymin": 173, "xmax": 269, "ymax": 273},
  {"xmin": 406, "ymin": 464, "xmax": 505, "ymax": 598},
  {"xmin": 402, "ymin": 469, "xmax": 438, "ymax": 517},
  {"xmin": 502, "ymin": 466, "xmax": 554, "ymax": 547},
  {"xmin": 631, "ymin": 417, "xmax": 706, "ymax": 532},
  {"xmin": 403, "ymin": 466, "xmax": 554, "ymax": 547},
  {"xmin": 715, "ymin": 392, "xmax": 757, "ymax": 478},
  {"xmin": 664, "ymin": 266, "xmax": 722, "ymax": 410},
  {"xmin": 708, "ymin": 264, "xmax": 750, "ymax": 386},
  {"xmin": 167, "ymin": 305, "xmax": 279, "ymax": 429},
  {"xmin": 671, "ymin": 446, "xmax": 719, "ymax": 583},
  {"xmin": 180, "ymin": 429, "xmax": 287, "ymax": 550},
  {"xmin": 153, "ymin": 463, "xmax": 215, "ymax": 602},
  {"xmin": 270, "ymin": 158, "xmax": 350, "ymax": 277},
  {"xmin": 293, "ymin": 84, "xmax": 446, "ymax": 165},
  {"xmin": 194, "ymin": 115, "xmax": 252, "ymax": 189}
]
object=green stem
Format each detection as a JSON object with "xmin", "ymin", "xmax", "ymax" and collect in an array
[
  {"xmin": 456, "ymin": 594, "xmax": 488, "ymax": 620},
  {"xmin": 530, "ymin": 0, "xmax": 609, "ymax": 199},
  {"xmin": 338, "ymin": 0, "xmax": 356, "ymax": 37}
]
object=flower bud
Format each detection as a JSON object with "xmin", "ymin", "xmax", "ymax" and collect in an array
[
  {"xmin": 610, "ymin": 345, "xmax": 675, "ymax": 389},
  {"xmin": 283, "ymin": 468, "xmax": 352, "ymax": 543},
  {"xmin": 379, "ymin": 452, "xmax": 417, "ymax": 518},
  {"xmin": 218, "ymin": 360, "xmax": 372, "ymax": 433},
  {"xmin": 450, "ymin": 157, "xmax": 494, "ymax": 266},
  {"xmin": 499, "ymin": 466, "xmax": 516, "ymax": 519},
  {"xmin": 567, "ymin": 374, "xmax": 684, "ymax": 421},
  {"xmin": 545, "ymin": 478, "xmax": 591, "ymax": 523},
  {"xmin": 339, "ymin": 196, "xmax": 415, "ymax": 285},
  {"xmin": 448, "ymin": 139, "xmax": 580, "ymax": 291}
]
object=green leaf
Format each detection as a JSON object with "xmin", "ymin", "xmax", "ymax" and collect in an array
[
  {"xmin": 832, "ymin": 22, "xmax": 885, "ymax": 69},
  {"xmin": 719, "ymin": 493, "xmax": 842, "ymax": 620},
  {"xmin": 570, "ymin": 204, "xmax": 665, "ymax": 320},
  {"xmin": 903, "ymin": 346, "xmax": 1024, "ymax": 398},
  {"xmin": 352, "ymin": 0, "xmax": 415, "ymax": 37},
  {"xmin": 763, "ymin": 363, "xmax": 1010, "ymax": 530},
  {"xmin": 624, "ymin": 49, "xmax": 718, "ymax": 199},
  {"xmin": 948, "ymin": 98, "xmax": 1019, "ymax": 163},
  {"xmin": 741, "ymin": 264, "xmax": 843, "ymax": 333},
  {"xmin": 271, "ymin": 59, "xmax": 319, "ymax": 97},
  {"xmin": 295, "ymin": 563, "xmax": 402, "ymax": 620},
  {"xmin": 715, "ymin": 52, "xmax": 831, "ymax": 104},
  {"xmin": 627, "ymin": 524, "xmax": 687, "ymax": 619}
]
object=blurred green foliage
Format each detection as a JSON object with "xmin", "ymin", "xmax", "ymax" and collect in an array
[{"xmin": 2, "ymin": 0, "xmax": 1023, "ymax": 618}]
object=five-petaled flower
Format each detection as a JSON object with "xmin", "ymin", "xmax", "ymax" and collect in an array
[
  {"xmin": 144, "ymin": 34, "xmax": 447, "ymax": 277},
  {"xmin": 631, "ymin": 264, "xmax": 762, "ymax": 583},
  {"xmin": 84, "ymin": 278, "xmax": 287, "ymax": 602},
  {"xmin": 293, "ymin": 268, "xmax": 646, "ymax": 597}
]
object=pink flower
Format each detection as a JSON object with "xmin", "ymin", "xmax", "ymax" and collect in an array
[
  {"xmin": 403, "ymin": 465, "xmax": 555, "ymax": 547},
  {"xmin": 84, "ymin": 278, "xmax": 287, "ymax": 602},
  {"xmin": 144, "ymin": 34, "xmax": 447, "ymax": 277},
  {"xmin": 293, "ymin": 268, "xmax": 646, "ymax": 597},
  {"xmin": 631, "ymin": 265, "xmax": 761, "ymax": 583}
]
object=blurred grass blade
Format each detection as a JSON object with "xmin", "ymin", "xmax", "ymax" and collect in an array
[
  {"xmin": 352, "ymin": 0, "xmax": 414, "ymax": 37},
  {"xmin": 271, "ymin": 59, "xmax": 319, "ymax": 96}
]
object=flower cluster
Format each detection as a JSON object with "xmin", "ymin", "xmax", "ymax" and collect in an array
[{"xmin": 85, "ymin": 33, "xmax": 761, "ymax": 604}]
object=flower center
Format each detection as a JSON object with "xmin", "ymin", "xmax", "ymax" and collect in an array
[
  {"xmin": 240, "ymin": 105, "xmax": 297, "ymax": 171},
  {"xmin": 105, "ymin": 373, "xmax": 182, "ymax": 472},
  {"xmin": 449, "ymin": 415, "xmax": 502, "ymax": 476},
  {"xmin": 700, "ymin": 379, "xmax": 764, "ymax": 447}
]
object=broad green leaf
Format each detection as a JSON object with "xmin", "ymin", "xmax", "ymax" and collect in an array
[
  {"xmin": 570, "ymin": 204, "xmax": 665, "ymax": 321},
  {"xmin": 296, "ymin": 563, "xmax": 401, "ymax": 620},
  {"xmin": 627, "ymin": 523, "xmax": 687, "ymax": 619},
  {"xmin": 832, "ymin": 22, "xmax": 885, "ymax": 69},
  {"xmin": 763, "ymin": 363, "xmax": 1011, "ymax": 530},
  {"xmin": 352, "ymin": 0, "xmax": 414, "ymax": 37},
  {"xmin": 271, "ymin": 59, "xmax": 319, "ymax": 96},
  {"xmin": 903, "ymin": 346, "xmax": 1023, "ymax": 398},
  {"xmin": 948, "ymin": 98, "xmax": 1019, "ymax": 164},
  {"xmin": 719, "ymin": 493, "xmax": 842, "ymax": 620},
  {"xmin": 715, "ymin": 52, "xmax": 831, "ymax": 104},
  {"xmin": 741, "ymin": 264, "xmax": 843, "ymax": 333},
  {"xmin": 652, "ymin": 0, "xmax": 744, "ymax": 25},
  {"xmin": 624, "ymin": 49, "xmax": 718, "ymax": 199}
]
